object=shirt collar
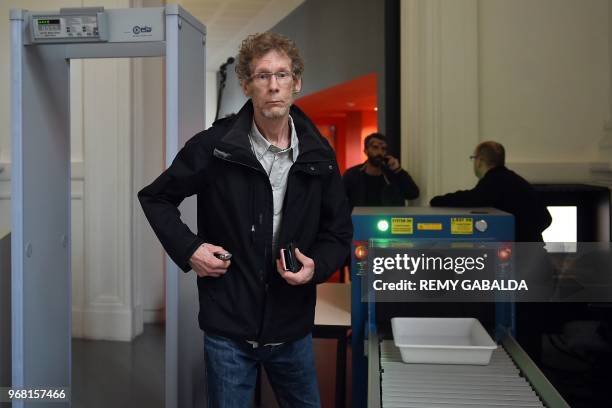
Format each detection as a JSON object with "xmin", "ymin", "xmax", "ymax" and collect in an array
[{"xmin": 249, "ymin": 115, "xmax": 299, "ymax": 162}]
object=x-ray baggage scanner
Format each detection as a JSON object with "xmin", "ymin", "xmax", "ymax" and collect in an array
[
  {"xmin": 351, "ymin": 207, "xmax": 569, "ymax": 407},
  {"xmin": 351, "ymin": 207, "xmax": 514, "ymax": 407},
  {"xmin": 11, "ymin": 6, "xmax": 205, "ymax": 407}
]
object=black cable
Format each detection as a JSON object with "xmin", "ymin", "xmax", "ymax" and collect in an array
[{"xmin": 215, "ymin": 57, "xmax": 235, "ymax": 122}]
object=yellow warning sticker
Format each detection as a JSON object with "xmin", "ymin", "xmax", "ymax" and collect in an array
[
  {"xmin": 417, "ymin": 223, "xmax": 443, "ymax": 231},
  {"xmin": 451, "ymin": 218, "xmax": 474, "ymax": 235},
  {"xmin": 391, "ymin": 218, "xmax": 413, "ymax": 234}
]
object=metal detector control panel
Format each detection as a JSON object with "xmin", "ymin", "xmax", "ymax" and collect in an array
[{"xmin": 30, "ymin": 8, "xmax": 108, "ymax": 43}]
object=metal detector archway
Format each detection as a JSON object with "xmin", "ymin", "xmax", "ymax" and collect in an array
[{"xmin": 10, "ymin": 6, "xmax": 205, "ymax": 407}]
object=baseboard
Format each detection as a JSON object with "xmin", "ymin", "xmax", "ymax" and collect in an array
[
  {"xmin": 144, "ymin": 308, "xmax": 164, "ymax": 324},
  {"xmin": 72, "ymin": 307, "xmax": 137, "ymax": 342}
]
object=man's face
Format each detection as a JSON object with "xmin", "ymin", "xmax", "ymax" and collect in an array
[
  {"xmin": 365, "ymin": 138, "xmax": 387, "ymax": 167},
  {"xmin": 241, "ymin": 50, "xmax": 302, "ymax": 120}
]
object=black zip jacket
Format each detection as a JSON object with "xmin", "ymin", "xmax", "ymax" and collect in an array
[
  {"xmin": 138, "ymin": 101, "xmax": 353, "ymax": 344},
  {"xmin": 430, "ymin": 166, "xmax": 552, "ymax": 242}
]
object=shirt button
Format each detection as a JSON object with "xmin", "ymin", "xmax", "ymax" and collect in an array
[
  {"xmin": 309, "ymin": 166, "xmax": 315, "ymax": 171},
  {"xmin": 328, "ymin": 165, "xmax": 333, "ymax": 170}
]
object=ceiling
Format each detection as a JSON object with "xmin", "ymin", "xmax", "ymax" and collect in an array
[
  {"xmin": 294, "ymin": 73, "xmax": 378, "ymax": 118},
  {"xmin": 177, "ymin": 0, "xmax": 304, "ymax": 71}
]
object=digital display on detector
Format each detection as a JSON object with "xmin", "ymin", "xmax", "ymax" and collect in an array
[{"xmin": 38, "ymin": 19, "xmax": 60, "ymax": 25}]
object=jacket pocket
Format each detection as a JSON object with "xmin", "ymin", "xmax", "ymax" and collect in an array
[{"xmin": 198, "ymin": 275, "xmax": 226, "ymax": 302}]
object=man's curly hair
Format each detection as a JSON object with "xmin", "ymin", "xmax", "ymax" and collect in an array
[{"xmin": 235, "ymin": 32, "xmax": 304, "ymax": 83}]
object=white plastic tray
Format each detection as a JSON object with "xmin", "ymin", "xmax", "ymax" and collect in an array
[{"xmin": 391, "ymin": 317, "xmax": 497, "ymax": 365}]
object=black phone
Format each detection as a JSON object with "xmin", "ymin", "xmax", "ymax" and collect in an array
[{"xmin": 280, "ymin": 243, "xmax": 302, "ymax": 273}]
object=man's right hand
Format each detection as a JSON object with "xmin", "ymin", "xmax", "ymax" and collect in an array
[{"xmin": 189, "ymin": 243, "xmax": 231, "ymax": 278}]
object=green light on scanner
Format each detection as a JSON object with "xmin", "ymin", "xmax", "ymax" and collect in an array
[{"xmin": 377, "ymin": 219, "xmax": 389, "ymax": 232}]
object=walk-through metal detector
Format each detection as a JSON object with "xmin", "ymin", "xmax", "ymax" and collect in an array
[{"xmin": 11, "ymin": 6, "xmax": 205, "ymax": 407}]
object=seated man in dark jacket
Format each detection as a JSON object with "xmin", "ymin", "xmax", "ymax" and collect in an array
[
  {"xmin": 430, "ymin": 141, "xmax": 552, "ymax": 361},
  {"xmin": 342, "ymin": 133, "xmax": 419, "ymax": 210},
  {"xmin": 430, "ymin": 141, "xmax": 551, "ymax": 242}
]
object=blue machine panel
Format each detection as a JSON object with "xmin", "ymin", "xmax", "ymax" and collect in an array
[
  {"xmin": 350, "ymin": 207, "xmax": 514, "ymax": 408},
  {"xmin": 352, "ymin": 206, "xmax": 514, "ymax": 241}
]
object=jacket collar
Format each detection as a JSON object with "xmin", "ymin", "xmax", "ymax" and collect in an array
[
  {"xmin": 216, "ymin": 100, "xmax": 332, "ymax": 165},
  {"xmin": 482, "ymin": 165, "xmax": 506, "ymax": 179}
]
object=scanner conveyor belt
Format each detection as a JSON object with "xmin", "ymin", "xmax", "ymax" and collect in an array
[{"xmin": 379, "ymin": 340, "xmax": 545, "ymax": 408}]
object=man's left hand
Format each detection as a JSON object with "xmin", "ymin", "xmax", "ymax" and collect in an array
[{"xmin": 276, "ymin": 247, "xmax": 315, "ymax": 285}]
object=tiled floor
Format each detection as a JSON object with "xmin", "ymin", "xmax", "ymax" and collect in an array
[
  {"xmin": 72, "ymin": 324, "xmax": 351, "ymax": 408},
  {"xmin": 72, "ymin": 324, "xmax": 164, "ymax": 408}
]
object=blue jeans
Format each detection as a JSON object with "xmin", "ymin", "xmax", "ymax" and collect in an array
[{"xmin": 204, "ymin": 332, "xmax": 321, "ymax": 408}]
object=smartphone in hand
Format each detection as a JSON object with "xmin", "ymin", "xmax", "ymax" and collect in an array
[{"xmin": 280, "ymin": 243, "xmax": 302, "ymax": 273}]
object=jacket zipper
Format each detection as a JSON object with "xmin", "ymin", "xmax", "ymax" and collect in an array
[
  {"xmin": 216, "ymin": 153, "xmax": 265, "ymax": 246},
  {"xmin": 259, "ymin": 191, "xmax": 274, "ymax": 342},
  {"xmin": 276, "ymin": 166, "xmax": 295, "ymax": 247},
  {"xmin": 215, "ymin": 152, "xmax": 273, "ymax": 341}
]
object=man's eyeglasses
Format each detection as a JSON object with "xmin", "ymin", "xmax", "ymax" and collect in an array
[
  {"xmin": 251, "ymin": 71, "xmax": 293, "ymax": 85},
  {"xmin": 469, "ymin": 155, "xmax": 478, "ymax": 160}
]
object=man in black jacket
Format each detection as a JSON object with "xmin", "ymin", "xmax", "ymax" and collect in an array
[
  {"xmin": 138, "ymin": 33, "xmax": 352, "ymax": 407},
  {"xmin": 430, "ymin": 141, "xmax": 551, "ymax": 242},
  {"xmin": 430, "ymin": 141, "xmax": 552, "ymax": 361},
  {"xmin": 342, "ymin": 133, "xmax": 419, "ymax": 210}
]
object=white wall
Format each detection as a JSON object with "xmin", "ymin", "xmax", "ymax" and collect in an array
[
  {"xmin": 479, "ymin": 0, "xmax": 608, "ymax": 165},
  {"xmin": 401, "ymin": 0, "xmax": 612, "ymax": 203}
]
